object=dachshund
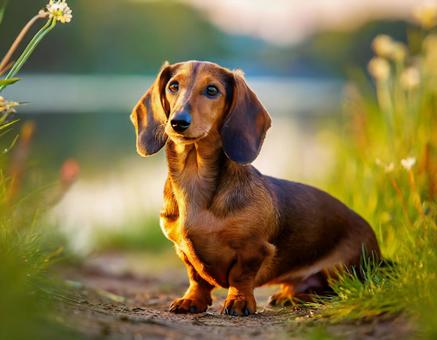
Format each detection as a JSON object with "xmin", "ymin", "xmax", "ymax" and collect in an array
[{"xmin": 130, "ymin": 60, "xmax": 381, "ymax": 316}]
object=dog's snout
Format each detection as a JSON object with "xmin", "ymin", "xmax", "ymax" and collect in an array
[{"xmin": 171, "ymin": 112, "xmax": 192, "ymax": 133}]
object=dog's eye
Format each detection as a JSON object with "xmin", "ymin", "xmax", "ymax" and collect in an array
[
  {"xmin": 168, "ymin": 81, "xmax": 179, "ymax": 93},
  {"xmin": 206, "ymin": 85, "xmax": 219, "ymax": 98}
]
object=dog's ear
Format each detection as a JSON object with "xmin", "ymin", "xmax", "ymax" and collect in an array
[
  {"xmin": 221, "ymin": 70, "xmax": 272, "ymax": 164},
  {"xmin": 130, "ymin": 62, "xmax": 172, "ymax": 157}
]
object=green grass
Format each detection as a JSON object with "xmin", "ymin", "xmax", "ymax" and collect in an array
[
  {"xmin": 300, "ymin": 24, "xmax": 437, "ymax": 338},
  {"xmin": 94, "ymin": 217, "xmax": 171, "ymax": 252},
  {"xmin": 0, "ymin": 3, "xmax": 77, "ymax": 337},
  {"xmin": 0, "ymin": 168, "xmax": 74, "ymax": 339}
]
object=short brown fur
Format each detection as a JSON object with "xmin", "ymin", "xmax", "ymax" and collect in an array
[{"xmin": 131, "ymin": 61, "xmax": 381, "ymax": 316}]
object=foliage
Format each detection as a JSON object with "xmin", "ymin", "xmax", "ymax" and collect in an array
[
  {"xmin": 0, "ymin": 1, "xmax": 73, "ymax": 339},
  {"xmin": 94, "ymin": 217, "xmax": 168, "ymax": 252},
  {"xmin": 310, "ymin": 9, "xmax": 437, "ymax": 338},
  {"xmin": 0, "ymin": 0, "xmax": 241, "ymax": 74},
  {"xmin": 1, "ymin": 0, "xmax": 416, "ymax": 77},
  {"xmin": 0, "ymin": 197, "xmax": 63, "ymax": 339}
]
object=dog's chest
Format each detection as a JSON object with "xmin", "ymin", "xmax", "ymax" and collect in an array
[
  {"xmin": 161, "ymin": 210, "xmax": 234, "ymax": 287},
  {"xmin": 161, "ymin": 153, "xmax": 239, "ymax": 286}
]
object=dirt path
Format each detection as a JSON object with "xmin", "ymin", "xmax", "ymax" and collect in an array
[{"xmin": 57, "ymin": 252, "xmax": 414, "ymax": 339}]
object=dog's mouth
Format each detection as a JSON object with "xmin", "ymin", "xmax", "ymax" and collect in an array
[{"xmin": 168, "ymin": 132, "xmax": 207, "ymax": 144}]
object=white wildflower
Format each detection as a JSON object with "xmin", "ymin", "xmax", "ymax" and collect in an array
[
  {"xmin": 391, "ymin": 42, "xmax": 407, "ymax": 62},
  {"xmin": 375, "ymin": 158, "xmax": 395, "ymax": 173},
  {"xmin": 371, "ymin": 35, "xmax": 408, "ymax": 62},
  {"xmin": 46, "ymin": 0, "xmax": 72, "ymax": 24},
  {"xmin": 0, "ymin": 96, "xmax": 19, "ymax": 114},
  {"xmin": 400, "ymin": 67, "xmax": 421, "ymax": 90},
  {"xmin": 372, "ymin": 35, "xmax": 395, "ymax": 58},
  {"xmin": 423, "ymin": 34, "xmax": 437, "ymax": 55},
  {"xmin": 423, "ymin": 34, "xmax": 437, "ymax": 82},
  {"xmin": 413, "ymin": 3, "xmax": 437, "ymax": 29},
  {"xmin": 368, "ymin": 57, "xmax": 390, "ymax": 81},
  {"xmin": 401, "ymin": 157, "xmax": 416, "ymax": 170}
]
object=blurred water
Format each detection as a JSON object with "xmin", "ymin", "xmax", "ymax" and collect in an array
[
  {"xmin": 8, "ymin": 75, "xmax": 344, "ymax": 254},
  {"xmin": 4, "ymin": 75, "xmax": 343, "ymax": 115}
]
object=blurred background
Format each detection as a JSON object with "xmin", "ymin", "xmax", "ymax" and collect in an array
[{"xmin": 0, "ymin": 0, "xmax": 424, "ymax": 255}]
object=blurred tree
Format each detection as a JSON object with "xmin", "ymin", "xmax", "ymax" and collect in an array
[
  {"xmin": 0, "ymin": 0, "xmax": 236, "ymax": 73},
  {"xmin": 0, "ymin": 0, "xmax": 411, "ymax": 76}
]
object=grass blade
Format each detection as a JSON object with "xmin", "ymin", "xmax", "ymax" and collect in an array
[
  {"xmin": 0, "ymin": 0, "xmax": 8, "ymax": 26},
  {"xmin": 0, "ymin": 119, "xmax": 18, "ymax": 130},
  {"xmin": 0, "ymin": 77, "xmax": 20, "ymax": 87}
]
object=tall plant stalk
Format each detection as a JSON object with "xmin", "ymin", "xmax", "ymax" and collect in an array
[
  {"xmin": 0, "ymin": 18, "xmax": 57, "ymax": 92},
  {"xmin": 0, "ymin": 11, "xmax": 48, "ymax": 74}
]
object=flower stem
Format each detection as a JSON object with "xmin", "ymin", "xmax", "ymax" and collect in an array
[
  {"xmin": 389, "ymin": 175, "xmax": 411, "ymax": 225},
  {"xmin": 0, "ymin": 18, "xmax": 57, "ymax": 92},
  {"xmin": 0, "ymin": 11, "xmax": 49, "ymax": 74},
  {"xmin": 408, "ymin": 169, "xmax": 425, "ymax": 217}
]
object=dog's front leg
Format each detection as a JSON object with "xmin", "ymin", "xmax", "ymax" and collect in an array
[
  {"xmin": 222, "ymin": 251, "xmax": 265, "ymax": 316},
  {"xmin": 169, "ymin": 250, "xmax": 214, "ymax": 314}
]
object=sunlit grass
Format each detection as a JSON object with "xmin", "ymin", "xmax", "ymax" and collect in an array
[
  {"xmin": 302, "ymin": 11, "xmax": 437, "ymax": 338},
  {"xmin": 0, "ymin": 2, "xmax": 75, "ymax": 338},
  {"xmin": 0, "ymin": 173, "xmax": 70, "ymax": 339}
]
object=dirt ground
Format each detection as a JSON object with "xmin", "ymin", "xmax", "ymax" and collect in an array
[{"xmin": 57, "ymin": 251, "xmax": 414, "ymax": 340}]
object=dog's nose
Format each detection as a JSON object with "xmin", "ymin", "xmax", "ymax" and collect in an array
[{"xmin": 171, "ymin": 112, "xmax": 191, "ymax": 133}]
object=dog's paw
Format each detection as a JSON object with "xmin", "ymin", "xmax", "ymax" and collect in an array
[
  {"xmin": 268, "ymin": 291, "xmax": 294, "ymax": 307},
  {"xmin": 268, "ymin": 292, "xmax": 315, "ymax": 307},
  {"xmin": 221, "ymin": 294, "xmax": 256, "ymax": 316},
  {"xmin": 169, "ymin": 298, "xmax": 208, "ymax": 314}
]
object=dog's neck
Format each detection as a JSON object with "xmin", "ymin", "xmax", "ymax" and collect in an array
[{"xmin": 165, "ymin": 131, "xmax": 225, "ymax": 217}]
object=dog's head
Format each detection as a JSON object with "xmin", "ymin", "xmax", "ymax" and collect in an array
[{"xmin": 131, "ymin": 61, "xmax": 271, "ymax": 164}]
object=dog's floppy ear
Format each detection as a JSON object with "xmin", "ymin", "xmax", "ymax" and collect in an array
[
  {"xmin": 221, "ymin": 70, "xmax": 272, "ymax": 164},
  {"xmin": 130, "ymin": 62, "xmax": 172, "ymax": 157}
]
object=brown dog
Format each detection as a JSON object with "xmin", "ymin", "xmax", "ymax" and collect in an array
[{"xmin": 131, "ymin": 61, "xmax": 381, "ymax": 316}]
